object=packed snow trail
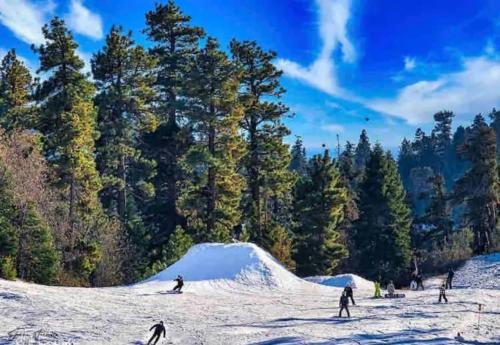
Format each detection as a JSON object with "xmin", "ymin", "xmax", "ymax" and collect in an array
[{"xmin": 0, "ymin": 243, "xmax": 499, "ymax": 344}]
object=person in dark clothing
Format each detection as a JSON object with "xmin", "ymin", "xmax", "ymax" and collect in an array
[
  {"xmin": 338, "ymin": 291, "xmax": 350, "ymax": 318},
  {"xmin": 416, "ymin": 274, "xmax": 424, "ymax": 291},
  {"xmin": 344, "ymin": 285, "xmax": 355, "ymax": 305},
  {"xmin": 148, "ymin": 321, "xmax": 166, "ymax": 345},
  {"xmin": 446, "ymin": 268, "xmax": 454, "ymax": 289},
  {"xmin": 172, "ymin": 275, "xmax": 184, "ymax": 292},
  {"xmin": 438, "ymin": 284, "xmax": 448, "ymax": 303}
]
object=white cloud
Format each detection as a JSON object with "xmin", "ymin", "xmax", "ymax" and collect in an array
[
  {"xmin": 404, "ymin": 56, "xmax": 416, "ymax": 71},
  {"xmin": 76, "ymin": 49, "xmax": 92, "ymax": 74},
  {"xmin": 275, "ymin": 0, "xmax": 355, "ymax": 97},
  {"xmin": 65, "ymin": 0, "xmax": 103, "ymax": 40},
  {"xmin": 367, "ymin": 56, "xmax": 500, "ymax": 124},
  {"xmin": 321, "ymin": 123, "xmax": 344, "ymax": 133},
  {"xmin": 0, "ymin": 0, "xmax": 54, "ymax": 45}
]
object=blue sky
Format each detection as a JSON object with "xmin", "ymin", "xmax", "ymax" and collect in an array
[{"xmin": 1, "ymin": 0, "xmax": 500, "ymax": 154}]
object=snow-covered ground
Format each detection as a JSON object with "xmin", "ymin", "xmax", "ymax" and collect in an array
[
  {"xmin": 305, "ymin": 274, "xmax": 375, "ymax": 289},
  {"xmin": 1, "ymin": 243, "xmax": 499, "ymax": 344}
]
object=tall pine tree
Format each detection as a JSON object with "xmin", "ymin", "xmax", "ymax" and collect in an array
[
  {"xmin": 142, "ymin": 1, "xmax": 205, "ymax": 256},
  {"xmin": 180, "ymin": 37, "xmax": 245, "ymax": 242},
  {"xmin": 230, "ymin": 40, "xmax": 295, "ymax": 249},
  {"xmin": 294, "ymin": 149, "xmax": 348, "ymax": 276},
  {"xmin": 354, "ymin": 144, "xmax": 412, "ymax": 283}
]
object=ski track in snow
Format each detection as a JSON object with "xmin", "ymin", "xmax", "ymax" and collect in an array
[{"xmin": 0, "ymin": 245, "xmax": 499, "ymax": 344}]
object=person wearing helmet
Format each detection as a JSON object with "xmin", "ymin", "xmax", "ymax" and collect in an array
[
  {"xmin": 344, "ymin": 284, "xmax": 355, "ymax": 305},
  {"xmin": 173, "ymin": 275, "xmax": 184, "ymax": 292},
  {"xmin": 147, "ymin": 321, "xmax": 166, "ymax": 345}
]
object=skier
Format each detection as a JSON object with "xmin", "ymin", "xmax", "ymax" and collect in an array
[
  {"xmin": 410, "ymin": 272, "xmax": 417, "ymax": 290},
  {"xmin": 374, "ymin": 281, "xmax": 382, "ymax": 298},
  {"xmin": 416, "ymin": 274, "xmax": 424, "ymax": 291},
  {"xmin": 344, "ymin": 284, "xmax": 356, "ymax": 305},
  {"xmin": 147, "ymin": 321, "xmax": 166, "ymax": 345},
  {"xmin": 172, "ymin": 275, "xmax": 184, "ymax": 292},
  {"xmin": 446, "ymin": 268, "xmax": 454, "ymax": 289},
  {"xmin": 438, "ymin": 284, "xmax": 448, "ymax": 303},
  {"xmin": 338, "ymin": 291, "xmax": 350, "ymax": 318},
  {"xmin": 387, "ymin": 280, "xmax": 395, "ymax": 297}
]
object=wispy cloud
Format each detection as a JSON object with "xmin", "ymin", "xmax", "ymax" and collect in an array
[
  {"xmin": 321, "ymin": 123, "xmax": 344, "ymax": 133},
  {"xmin": 276, "ymin": 0, "xmax": 355, "ymax": 97},
  {"xmin": 404, "ymin": 56, "xmax": 416, "ymax": 71},
  {"xmin": 368, "ymin": 55, "xmax": 500, "ymax": 124},
  {"xmin": 0, "ymin": 0, "xmax": 55, "ymax": 45},
  {"xmin": 65, "ymin": 0, "xmax": 103, "ymax": 40}
]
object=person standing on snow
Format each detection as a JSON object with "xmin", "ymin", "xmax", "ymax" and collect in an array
[
  {"xmin": 446, "ymin": 268, "xmax": 454, "ymax": 289},
  {"xmin": 147, "ymin": 321, "xmax": 166, "ymax": 345},
  {"xmin": 387, "ymin": 280, "xmax": 395, "ymax": 297},
  {"xmin": 338, "ymin": 291, "xmax": 350, "ymax": 317},
  {"xmin": 374, "ymin": 281, "xmax": 382, "ymax": 298},
  {"xmin": 416, "ymin": 274, "xmax": 424, "ymax": 290},
  {"xmin": 344, "ymin": 284, "xmax": 356, "ymax": 305},
  {"xmin": 438, "ymin": 284, "xmax": 448, "ymax": 303},
  {"xmin": 172, "ymin": 275, "xmax": 184, "ymax": 292}
]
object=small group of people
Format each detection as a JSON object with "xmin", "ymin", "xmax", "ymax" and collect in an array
[
  {"xmin": 410, "ymin": 273, "xmax": 425, "ymax": 291},
  {"xmin": 338, "ymin": 284, "xmax": 355, "ymax": 317},
  {"xmin": 438, "ymin": 267, "xmax": 455, "ymax": 303}
]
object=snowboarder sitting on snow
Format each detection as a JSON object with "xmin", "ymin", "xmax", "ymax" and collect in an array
[
  {"xmin": 344, "ymin": 284, "xmax": 356, "ymax": 305},
  {"xmin": 338, "ymin": 291, "xmax": 350, "ymax": 318},
  {"xmin": 438, "ymin": 284, "xmax": 448, "ymax": 303},
  {"xmin": 148, "ymin": 321, "xmax": 166, "ymax": 345},
  {"xmin": 374, "ymin": 281, "xmax": 382, "ymax": 298},
  {"xmin": 387, "ymin": 280, "xmax": 395, "ymax": 297},
  {"xmin": 446, "ymin": 268, "xmax": 454, "ymax": 289},
  {"xmin": 416, "ymin": 274, "xmax": 424, "ymax": 290},
  {"xmin": 173, "ymin": 275, "xmax": 184, "ymax": 292}
]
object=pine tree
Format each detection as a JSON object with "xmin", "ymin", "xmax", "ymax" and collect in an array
[
  {"xmin": 33, "ymin": 18, "xmax": 102, "ymax": 283},
  {"xmin": 354, "ymin": 129, "xmax": 371, "ymax": 173},
  {"xmin": 489, "ymin": 108, "xmax": 500, "ymax": 158},
  {"xmin": 16, "ymin": 202, "xmax": 59, "ymax": 284},
  {"xmin": 0, "ymin": 164, "xmax": 17, "ymax": 279},
  {"xmin": 34, "ymin": 17, "xmax": 101, "ymax": 224},
  {"xmin": 0, "ymin": 49, "xmax": 33, "ymax": 131},
  {"xmin": 422, "ymin": 174, "xmax": 452, "ymax": 248},
  {"xmin": 453, "ymin": 114, "xmax": 499, "ymax": 253},
  {"xmin": 180, "ymin": 37, "xmax": 245, "ymax": 242},
  {"xmin": 92, "ymin": 26, "xmax": 157, "ymax": 221},
  {"xmin": 354, "ymin": 144, "xmax": 412, "ymax": 283},
  {"xmin": 230, "ymin": 40, "xmax": 295, "ymax": 248},
  {"xmin": 294, "ymin": 149, "xmax": 349, "ymax": 276},
  {"xmin": 289, "ymin": 136, "xmax": 307, "ymax": 178},
  {"xmin": 142, "ymin": 1, "xmax": 205, "ymax": 253}
]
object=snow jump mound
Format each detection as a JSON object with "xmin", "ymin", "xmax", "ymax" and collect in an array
[
  {"xmin": 305, "ymin": 273, "xmax": 374, "ymax": 289},
  {"xmin": 454, "ymin": 252, "xmax": 500, "ymax": 290},
  {"xmin": 140, "ymin": 242, "xmax": 308, "ymax": 290}
]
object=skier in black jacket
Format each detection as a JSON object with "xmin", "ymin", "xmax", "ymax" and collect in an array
[
  {"xmin": 438, "ymin": 284, "xmax": 448, "ymax": 303},
  {"xmin": 172, "ymin": 275, "xmax": 184, "ymax": 292},
  {"xmin": 338, "ymin": 291, "xmax": 350, "ymax": 317},
  {"xmin": 147, "ymin": 321, "xmax": 166, "ymax": 345},
  {"xmin": 446, "ymin": 268, "xmax": 454, "ymax": 289},
  {"xmin": 416, "ymin": 274, "xmax": 424, "ymax": 291},
  {"xmin": 344, "ymin": 285, "xmax": 355, "ymax": 305}
]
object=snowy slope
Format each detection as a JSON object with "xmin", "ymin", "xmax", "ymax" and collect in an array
[
  {"xmin": 0, "ymin": 249, "xmax": 499, "ymax": 344},
  {"xmin": 454, "ymin": 252, "xmax": 500, "ymax": 290},
  {"xmin": 138, "ymin": 242, "xmax": 316, "ymax": 292},
  {"xmin": 305, "ymin": 274, "xmax": 374, "ymax": 289}
]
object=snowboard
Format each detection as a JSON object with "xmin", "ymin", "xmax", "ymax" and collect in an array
[
  {"xmin": 159, "ymin": 290, "xmax": 183, "ymax": 295},
  {"xmin": 384, "ymin": 293, "xmax": 405, "ymax": 298}
]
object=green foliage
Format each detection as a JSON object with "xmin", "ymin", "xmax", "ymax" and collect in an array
[
  {"xmin": 180, "ymin": 37, "xmax": 245, "ymax": 242},
  {"xmin": 230, "ymin": 39, "xmax": 295, "ymax": 249},
  {"xmin": 146, "ymin": 226, "xmax": 193, "ymax": 277},
  {"xmin": 289, "ymin": 136, "xmax": 307, "ymax": 178},
  {"xmin": 142, "ymin": 1, "xmax": 205, "ymax": 251},
  {"xmin": 294, "ymin": 149, "xmax": 349, "ymax": 276},
  {"xmin": 453, "ymin": 115, "xmax": 499, "ymax": 253},
  {"xmin": 16, "ymin": 203, "xmax": 59, "ymax": 284},
  {"xmin": 0, "ymin": 256, "xmax": 16, "ymax": 280},
  {"xmin": 267, "ymin": 223, "xmax": 295, "ymax": 271},
  {"xmin": 354, "ymin": 145, "xmax": 412, "ymax": 284},
  {"xmin": 0, "ymin": 49, "xmax": 33, "ymax": 131}
]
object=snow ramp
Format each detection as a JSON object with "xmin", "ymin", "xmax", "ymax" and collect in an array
[
  {"xmin": 137, "ymin": 242, "xmax": 322, "ymax": 292},
  {"xmin": 305, "ymin": 274, "xmax": 374, "ymax": 290}
]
